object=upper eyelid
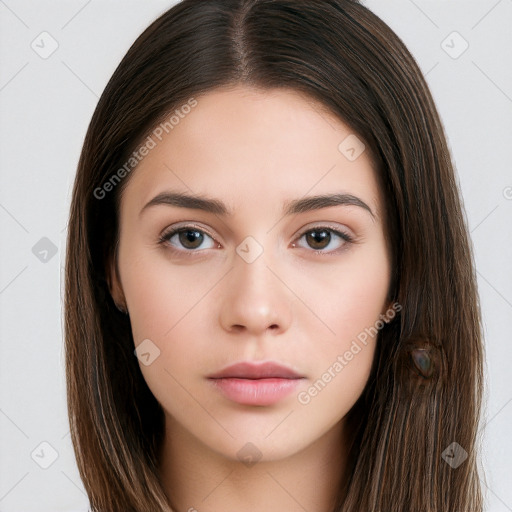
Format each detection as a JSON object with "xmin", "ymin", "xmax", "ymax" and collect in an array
[
  {"xmin": 298, "ymin": 221, "xmax": 352, "ymax": 235},
  {"xmin": 161, "ymin": 222, "xmax": 216, "ymax": 240}
]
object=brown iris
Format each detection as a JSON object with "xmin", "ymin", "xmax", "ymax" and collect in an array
[
  {"xmin": 305, "ymin": 229, "xmax": 331, "ymax": 250},
  {"xmin": 178, "ymin": 229, "xmax": 204, "ymax": 249}
]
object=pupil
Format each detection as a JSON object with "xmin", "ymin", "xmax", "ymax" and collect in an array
[
  {"xmin": 179, "ymin": 230, "xmax": 203, "ymax": 248},
  {"xmin": 307, "ymin": 230, "xmax": 330, "ymax": 249}
]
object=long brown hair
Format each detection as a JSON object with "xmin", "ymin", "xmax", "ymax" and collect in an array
[{"xmin": 64, "ymin": 1, "xmax": 485, "ymax": 510}]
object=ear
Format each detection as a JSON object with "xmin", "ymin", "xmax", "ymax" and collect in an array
[{"xmin": 106, "ymin": 242, "xmax": 127, "ymax": 312}]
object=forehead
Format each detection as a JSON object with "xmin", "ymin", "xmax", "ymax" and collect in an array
[{"xmin": 121, "ymin": 85, "xmax": 383, "ymax": 222}]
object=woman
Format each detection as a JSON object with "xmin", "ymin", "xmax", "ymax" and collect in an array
[{"xmin": 64, "ymin": 1, "xmax": 484, "ymax": 510}]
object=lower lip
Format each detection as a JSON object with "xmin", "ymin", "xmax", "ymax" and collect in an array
[{"xmin": 208, "ymin": 377, "xmax": 303, "ymax": 406}]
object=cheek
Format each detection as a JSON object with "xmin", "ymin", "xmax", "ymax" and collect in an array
[
  {"xmin": 311, "ymin": 242, "xmax": 390, "ymax": 345},
  {"xmin": 296, "ymin": 342, "xmax": 375, "ymax": 432},
  {"xmin": 120, "ymin": 248, "xmax": 215, "ymax": 342},
  {"xmin": 119, "ymin": 248, "xmax": 216, "ymax": 400},
  {"xmin": 296, "ymin": 278, "xmax": 385, "ymax": 421},
  {"xmin": 303, "ymin": 244, "xmax": 389, "ymax": 401}
]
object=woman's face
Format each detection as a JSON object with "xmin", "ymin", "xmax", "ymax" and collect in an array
[{"xmin": 110, "ymin": 85, "xmax": 392, "ymax": 462}]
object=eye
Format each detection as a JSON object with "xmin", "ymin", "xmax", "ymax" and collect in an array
[
  {"xmin": 158, "ymin": 223, "xmax": 354, "ymax": 256},
  {"xmin": 294, "ymin": 225, "xmax": 353, "ymax": 254},
  {"xmin": 158, "ymin": 224, "xmax": 217, "ymax": 253}
]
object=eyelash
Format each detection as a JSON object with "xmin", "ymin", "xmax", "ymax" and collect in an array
[{"xmin": 158, "ymin": 223, "xmax": 354, "ymax": 257}]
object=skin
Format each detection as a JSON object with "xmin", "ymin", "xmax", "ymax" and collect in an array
[{"xmin": 109, "ymin": 85, "xmax": 392, "ymax": 512}]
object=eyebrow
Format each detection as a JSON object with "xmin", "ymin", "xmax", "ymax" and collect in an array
[{"xmin": 139, "ymin": 191, "xmax": 375, "ymax": 220}]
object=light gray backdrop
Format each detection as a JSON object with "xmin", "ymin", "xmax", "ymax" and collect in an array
[{"xmin": 0, "ymin": 1, "xmax": 511, "ymax": 510}]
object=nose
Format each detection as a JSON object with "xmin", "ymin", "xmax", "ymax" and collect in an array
[{"xmin": 218, "ymin": 252, "xmax": 293, "ymax": 337}]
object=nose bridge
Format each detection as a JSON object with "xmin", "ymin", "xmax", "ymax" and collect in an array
[{"xmin": 219, "ymin": 239, "xmax": 293, "ymax": 335}]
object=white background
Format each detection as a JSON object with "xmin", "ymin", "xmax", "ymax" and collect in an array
[{"xmin": 0, "ymin": 1, "xmax": 511, "ymax": 510}]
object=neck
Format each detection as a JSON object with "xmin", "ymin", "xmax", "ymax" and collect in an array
[{"xmin": 158, "ymin": 416, "xmax": 349, "ymax": 512}]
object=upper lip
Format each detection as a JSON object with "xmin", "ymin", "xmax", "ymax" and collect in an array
[{"xmin": 208, "ymin": 361, "xmax": 304, "ymax": 379}]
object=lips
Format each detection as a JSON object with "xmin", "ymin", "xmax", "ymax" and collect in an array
[
  {"xmin": 207, "ymin": 361, "xmax": 303, "ymax": 380},
  {"xmin": 207, "ymin": 361, "xmax": 305, "ymax": 406}
]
